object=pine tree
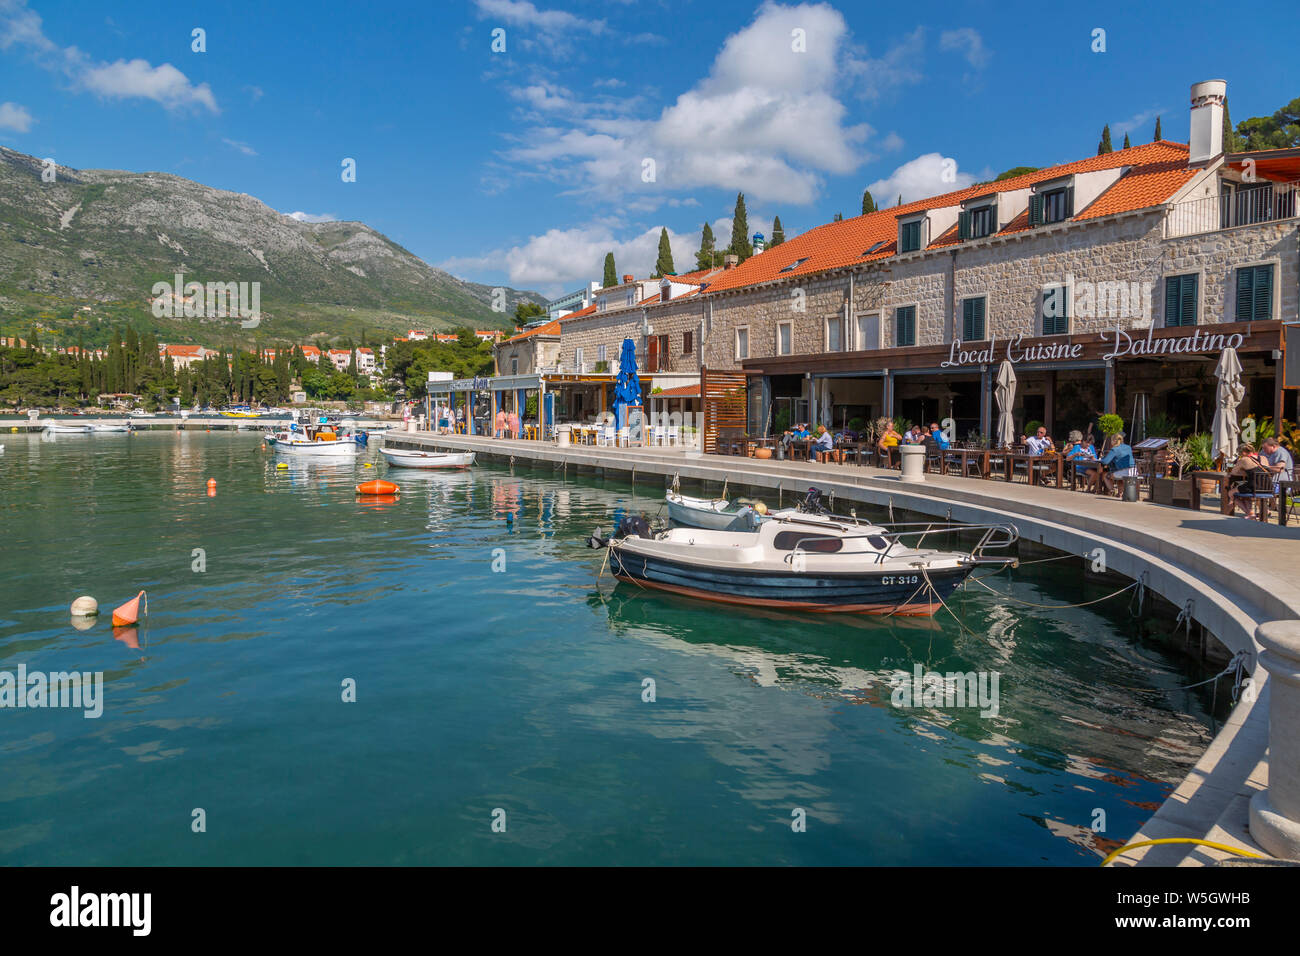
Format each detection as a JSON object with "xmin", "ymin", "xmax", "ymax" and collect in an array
[
  {"xmin": 602, "ymin": 252, "xmax": 618, "ymax": 287},
  {"xmin": 695, "ymin": 222, "xmax": 716, "ymax": 271},
  {"xmin": 1122, "ymin": 132, "xmax": 1131, "ymax": 149},
  {"xmin": 1222, "ymin": 98, "xmax": 1240, "ymax": 152},
  {"xmin": 1098, "ymin": 124, "xmax": 1113, "ymax": 154},
  {"xmin": 728, "ymin": 193, "xmax": 752, "ymax": 261},
  {"xmin": 861, "ymin": 190, "xmax": 876, "ymax": 215},
  {"xmin": 652, "ymin": 227, "xmax": 675, "ymax": 277},
  {"xmin": 770, "ymin": 216, "xmax": 785, "ymax": 247},
  {"xmin": 1154, "ymin": 116, "xmax": 1162, "ymax": 141}
]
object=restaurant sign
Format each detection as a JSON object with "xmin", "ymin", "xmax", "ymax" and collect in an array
[{"xmin": 941, "ymin": 324, "xmax": 1247, "ymax": 369}]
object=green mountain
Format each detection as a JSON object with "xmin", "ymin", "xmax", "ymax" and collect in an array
[{"xmin": 0, "ymin": 147, "xmax": 545, "ymax": 347}]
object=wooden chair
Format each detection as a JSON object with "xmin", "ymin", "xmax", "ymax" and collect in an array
[{"xmin": 1240, "ymin": 468, "xmax": 1281, "ymax": 520}]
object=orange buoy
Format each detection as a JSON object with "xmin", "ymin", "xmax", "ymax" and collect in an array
[
  {"xmin": 357, "ymin": 479, "xmax": 399, "ymax": 496},
  {"xmin": 111, "ymin": 589, "xmax": 147, "ymax": 626}
]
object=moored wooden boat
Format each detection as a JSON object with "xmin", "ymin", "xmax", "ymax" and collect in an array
[
  {"xmin": 380, "ymin": 447, "xmax": 475, "ymax": 469},
  {"xmin": 594, "ymin": 511, "xmax": 1017, "ymax": 617}
]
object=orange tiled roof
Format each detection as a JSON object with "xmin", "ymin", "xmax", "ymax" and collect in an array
[
  {"xmin": 504, "ymin": 319, "xmax": 562, "ymax": 343},
  {"xmin": 558, "ymin": 303, "xmax": 599, "ymax": 322},
  {"xmin": 704, "ymin": 141, "xmax": 1194, "ymax": 294},
  {"xmin": 653, "ymin": 384, "xmax": 700, "ymax": 398}
]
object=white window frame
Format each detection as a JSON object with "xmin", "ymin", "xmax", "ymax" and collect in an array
[
  {"xmin": 776, "ymin": 320, "xmax": 793, "ymax": 356},
  {"xmin": 825, "ymin": 315, "xmax": 845, "ymax": 352},
  {"xmin": 597, "ymin": 343, "xmax": 607, "ymax": 363},
  {"xmin": 735, "ymin": 326, "xmax": 750, "ymax": 362},
  {"xmin": 898, "ymin": 216, "xmax": 926, "ymax": 254},
  {"xmin": 574, "ymin": 346, "xmax": 585, "ymax": 371},
  {"xmin": 855, "ymin": 311, "xmax": 882, "ymax": 351}
]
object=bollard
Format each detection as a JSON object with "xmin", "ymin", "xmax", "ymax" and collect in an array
[{"xmin": 1249, "ymin": 620, "xmax": 1300, "ymax": 859}]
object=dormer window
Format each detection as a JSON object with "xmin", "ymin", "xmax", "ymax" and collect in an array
[
  {"xmin": 1029, "ymin": 184, "xmax": 1074, "ymax": 226},
  {"xmin": 958, "ymin": 200, "xmax": 998, "ymax": 240},
  {"xmin": 780, "ymin": 257, "xmax": 810, "ymax": 273},
  {"xmin": 899, "ymin": 219, "xmax": 922, "ymax": 253}
]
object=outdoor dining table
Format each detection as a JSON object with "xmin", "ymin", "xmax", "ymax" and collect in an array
[
  {"xmin": 838, "ymin": 441, "xmax": 871, "ymax": 465},
  {"xmin": 944, "ymin": 447, "xmax": 990, "ymax": 478},
  {"xmin": 1190, "ymin": 470, "xmax": 1231, "ymax": 514}
]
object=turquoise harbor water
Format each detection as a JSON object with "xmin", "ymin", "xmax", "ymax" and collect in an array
[{"xmin": 0, "ymin": 431, "xmax": 1227, "ymax": 865}]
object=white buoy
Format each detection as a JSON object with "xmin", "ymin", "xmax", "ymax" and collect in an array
[
  {"xmin": 70, "ymin": 615, "xmax": 96, "ymax": 631},
  {"xmin": 70, "ymin": 595, "xmax": 99, "ymax": 616}
]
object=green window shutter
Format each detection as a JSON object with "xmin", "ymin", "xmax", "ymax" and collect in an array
[
  {"xmin": 1236, "ymin": 268, "xmax": 1254, "ymax": 321},
  {"xmin": 958, "ymin": 211, "xmax": 971, "ymax": 241},
  {"xmin": 1064, "ymin": 186, "xmax": 1075, "ymax": 219},
  {"xmin": 989, "ymin": 198, "xmax": 999, "ymax": 233},
  {"xmin": 1181, "ymin": 274, "xmax": 1198, "ymax": 326},
  {"xmin": 974, "ymin": 297, "xmax": 985, "ymax": 339},
  {"xmin": 1028, "ymin": 194, "xmax": 1044, "ymax": 226},
  {"xmin": 1165, "ymin": 277, "xmax": 1181, "ymax": 327},
  {"xmin": 962, "ymin": 298, "xmax": 973, "ymax": 340},
  {"xmin": 896, "ymin": 306, "xmax": 916, "ymax": 346},
  {"xmin": 1043, "ymin": 286, "xmax": 1067, "ymax": 335},
  {"xmin": 1254, "ymin": 265, "xmax": 1273, "ymax": 320}
]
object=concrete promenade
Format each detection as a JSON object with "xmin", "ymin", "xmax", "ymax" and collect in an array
[{"xmin": 384, "ymin": 429, "xmax": 1300, "ymax": 867}]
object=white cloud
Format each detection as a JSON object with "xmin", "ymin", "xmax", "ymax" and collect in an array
[
  {"xmin": 222, "ymin": 138, "xmax": 257, "ymax": 156},
  {"xmin": 850, "ymin": 26, "xmax": 926, "ymax": 102},
  {"xmin": 287, "ymin": 211, "xmax": 338, "ymax": 223},
  {"xmin": 881, "ymin": 131, "xmax": 904, "ymax": 152},
  {"xmin": 0, "ymin": 101, "xmax": 34, "ymax": 132},
  {"xmin": 0, "ymin": 0, "xmax": 218, "ymax": 113},
  {"xmin": 499, "ymin": 1, "xmax": 914, "ymax": 207},
  {"xmin": 1113, "ymin": 107, "xmax": 1165, "ymax": 138},
  {"xmin": 473, "ymin": 0, "xmax": 605, "ymax": 36},
  {"xmin": 938, "ymin": 28, "xmax": 990, "ymax": 70},
  {"xmin": 866, "ymin": 153, "xmax": 975, "ymax": 205}
]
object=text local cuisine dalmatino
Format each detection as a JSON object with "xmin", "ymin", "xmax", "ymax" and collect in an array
[{"xmin": 940, "ymin": 326, "xmax": 1248, "ymax": 369}]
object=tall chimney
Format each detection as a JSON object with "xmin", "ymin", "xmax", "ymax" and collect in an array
[
  {"xmin": 622, "ymin": 274, "xmax": 633, "ymax": 284},
  {"xmin": 1188, "ymin": 79, "xmax": 1227, "ymax": 165},
  {"xmin": 723, "ymin": 254, "xmax": 739, "ymax": 270}
]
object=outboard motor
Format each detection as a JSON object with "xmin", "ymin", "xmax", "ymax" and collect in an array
[
  {"xmin": 799, "ymin": 486, "xmax": 828, "ymax": 515},
  {"xmin": 587, "ymin": 513, "xmax": 654, "ymax": 549}
]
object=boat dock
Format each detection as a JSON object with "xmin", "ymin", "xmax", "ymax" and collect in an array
[{"xmin": 383, "ymin": 429, "xmax": 1300, "ymax": 867}]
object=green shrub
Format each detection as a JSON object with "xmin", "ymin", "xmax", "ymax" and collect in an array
[{"xmin": 1097, "ymin": 413, "xmax": 1124, "ymax": 437}]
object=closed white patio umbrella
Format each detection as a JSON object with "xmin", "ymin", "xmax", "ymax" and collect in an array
[
  {"xmin": 1211, "ymin": 347, "xmax": 1245, "ymax": 464},
  {"xmin": 995, "ymin": 360, "xmax": 1017, "ymax": 448}
]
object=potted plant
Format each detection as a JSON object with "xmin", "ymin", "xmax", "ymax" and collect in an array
[
  {"xmin": 1150, "ymin": 438, "xmax": 1194, "ymax": 507},
  {"xmin": 1097, "ymin": 413, "xmax": 1124, "ymax": 441}
]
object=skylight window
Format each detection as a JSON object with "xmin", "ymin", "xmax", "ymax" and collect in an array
[
  {"xmin": 861, "ymin": 240, "xmax": 888, "ymax": 256},
  {"xmin": 780, "ymin": 257, "xmax": 810, "ymax": 273}
]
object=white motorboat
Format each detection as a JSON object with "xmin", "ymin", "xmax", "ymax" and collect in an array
[
  {"xmin": 43, "ymin": 422, "xmax": 93, "ymax": 434},
  {"xmin": 90, "ymin": 422, "xmax": 131, "ymax": 433},
  {"xmin": 380, "ymin": 447, "xmax": 475, "ymax": 469},
  {"xmin": 591, "ymin": 490, "xmax": 1017, "ymax": 617},
  {"xmin": 130, "ymin": 409, "xmax": 154, "ymax": 418},
  {"xmin": 265, "ymin": 420, "xmax": 365, "ymax": 458},
  {"xmin": 666, "ymin": 490, "xmax": 765, "ymax": 532}
]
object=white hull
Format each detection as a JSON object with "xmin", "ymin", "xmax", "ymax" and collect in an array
[
  {"xmin": 380, "ymin": 448, "xmax": 475, "ymax": 469},
  {"xmin": 90, "ymin": 424, "xmax": 131, "ymax": 433},
  {"xmin": 44, "ymin": 423, "xmax": 93, "ymax": 434},
  {"xmin": 270, "ymin": 438, "xmax": 362, "ymax": 458}
]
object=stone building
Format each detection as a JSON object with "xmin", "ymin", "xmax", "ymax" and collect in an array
[{"xmin": 679, "ymin": 79, "xmax": 1299, "ymax": 443}]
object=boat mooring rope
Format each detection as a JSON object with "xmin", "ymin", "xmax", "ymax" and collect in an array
[
  {"xmin": 969, "ymin": 574, "xmax": 1141, "ymax": 610},
  {"xmin": 1100, "ymin": 838, "xmax": 1262, "ymax": 868}
]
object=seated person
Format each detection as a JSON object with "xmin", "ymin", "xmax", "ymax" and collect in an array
[
  {"xmin": 1262, "ymin": 437, "xmax": 1295, "ymax": 481},
  {"xmin": 927, "ymin": 422, "xmax": 950, "ymax": 449},
  {"xmin": 1063, "ymin": 430, "xmax": 1099, "ymax": 489},
  {"xmin": 792, "ymin": 423, "xmax": 811, "ymax": 440},
  {"xmin": 1099, "ymin": 433, "xmax": 1136, "ymax": 495},
  {"xmin": 877, "ymin": 420, "xmax": 902, "ymax": 459},
  {"xmin": 1025, "ymin": 426, "xmax": 1055, "ymax": 456},
  {"xmin": 1227, "ymin": 442, "xmax": 1271, "ymax": 517},
  {"xmin": 813, "ymin": 425, "xmax": 835, "ymax": 456}
]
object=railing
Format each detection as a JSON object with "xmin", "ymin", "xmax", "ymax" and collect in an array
[{"xmin": 1166, "ymin": 180, "xmax": 1299, "ymax": 237}]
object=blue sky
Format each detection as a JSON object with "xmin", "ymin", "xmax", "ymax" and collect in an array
[{"xmin": 1, "ymin": 0, "xmax": 1295, "ymax": 297}]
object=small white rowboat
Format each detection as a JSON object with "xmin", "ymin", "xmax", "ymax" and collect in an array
[{"xmin": 380, "ymin": 448, "xmax": 475, "ymax": 469}]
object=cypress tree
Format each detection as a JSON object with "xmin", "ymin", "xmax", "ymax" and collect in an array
[
  {"xmin": 1222, "ymin": 99, "xmax": 1240, "ymax": 152},
  {"xmin": 861, "ymin": 190, "xmax": 876, "ymax": 215},
  {"xmin": 695, "ymin": 222, "xmax": 716, "ymax": 271},
  {"xmin": 1154, "ymin": 115, "xmax": 1162, "ymax": 141},
  {"xmin": 833, "ymin": 212, "xmax": 843, "ymax": 222},
  {"xmin": 602, "ymin": 252, "xmax": 618, "ymax": 287},
  {"xmin": 770, "ymin": 216, "xmax": 785, "ymax": 247},
  {"xmin": 653, "ymin": 227, "xmax": 675, "ymax": 277},
  {"xmin": 1098, "ymin": 124, "xmax": 1113, "ymax": 154},
  {"xmin": 728, "ymin": 193, "xmax": 752, "ymax": 261},
  {"xmin": 897, "ymin": 194, "xmax": 902, "ymax": 206},
  {"xmin": 1122, "ymin": 132, "xmax": 1131, "ymax": 149}
]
